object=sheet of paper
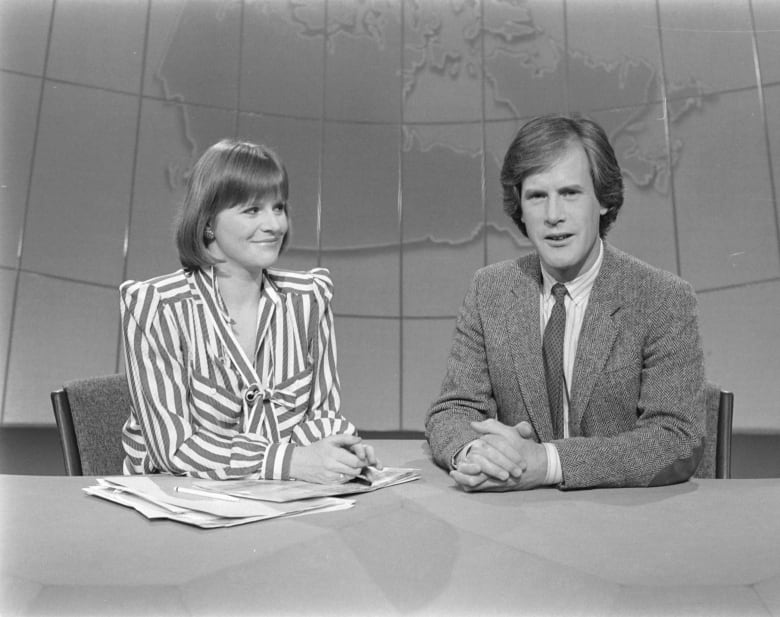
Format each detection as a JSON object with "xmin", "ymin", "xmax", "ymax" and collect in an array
[
  {"xmin": 193, "ymin": 466, "xmax": 421, "ymax": 503},
  {"xmin": 84, "ymin": 482, "xmax": 354, "ymax": 528}
]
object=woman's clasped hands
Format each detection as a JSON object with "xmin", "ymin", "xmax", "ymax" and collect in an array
[{"xmin": 290, "ymin": 434, "xmax": 381, "ymax": 485}]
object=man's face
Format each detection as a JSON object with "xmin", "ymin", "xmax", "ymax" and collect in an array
[{"xmin": 519, "ymin": 143, "xmax": 607, "ymax": 282}]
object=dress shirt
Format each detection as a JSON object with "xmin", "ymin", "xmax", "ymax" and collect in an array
[
  {"xmin": 120, "ymin": 266, "xmax": 355, "ymax": 480},
  {"xmin": 539, "ymin": 240, "xmax": 604, "ymax": 484}
]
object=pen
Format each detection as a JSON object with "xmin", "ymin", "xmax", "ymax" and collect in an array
[{"xmin": 174, "ymin": 486, "xmax": 240, "ymax": 502}]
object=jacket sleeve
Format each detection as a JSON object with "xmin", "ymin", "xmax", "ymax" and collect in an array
[
  {"xmin": 121, "ymin": 280, "xmax": 294, "ymax": 480},
  {"xmin": 289, "ymin": 269, "xmax": 357, "ymax": 445},
  {"xmin": 554, "ymin": 279, "xmax": 706, "ymax": 489},
  {"xmin": 425, "ymin": 272, "xmax": 497, "ymax": 470}
]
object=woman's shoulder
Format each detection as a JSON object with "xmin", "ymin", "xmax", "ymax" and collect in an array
[
  {"xmin": 266, "ymin": 267, "xmax": 334, "ymax": 301},
  {"xmin": 120, "ymin": 269, "xmax": 193, "ymax": 305}
]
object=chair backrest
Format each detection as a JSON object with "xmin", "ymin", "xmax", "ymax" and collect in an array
[
  {"xmin": 693, "ymin": 383, "xmax": 734, "ymax": 479},
  {"xmin": 50, "ymin": 373, "xmax": 131, "ymax": 476}
]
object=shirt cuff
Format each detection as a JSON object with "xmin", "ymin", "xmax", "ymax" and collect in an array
[
  {"xmin": 261, "ymin": 441, "xmax": 294, "ymax": 480},
  {"xmin": 543, "ymin": 442, "xmax": 562, "ymax": 485}
]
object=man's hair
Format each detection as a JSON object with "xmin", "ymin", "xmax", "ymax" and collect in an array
[
  {"xmin": 500, "ymin": 114, "xmax": 624, "ymax": 238},
  {"xmin": 176, "ymin": 139, "xmax": 290, "ymax": 271}
]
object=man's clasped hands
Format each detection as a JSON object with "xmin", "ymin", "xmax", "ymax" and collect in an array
[{"xmin": 450, "ymin": 419, "xmax": 549, "ymax": 491}]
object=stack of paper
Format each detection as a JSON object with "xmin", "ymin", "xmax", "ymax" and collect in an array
[
  {"xmin": 83, "ymin": 466, "xmax": 420, "ymax": 529},
  {"xmin": 84, "ymin": 475, "xmax": 354, "ymax": 528},
  {"xmin": 193, "ymin": 466, "xmax": 421, "ymax": 503}
]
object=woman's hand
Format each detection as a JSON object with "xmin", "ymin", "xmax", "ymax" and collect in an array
[
  {"xmin": 350, "ymin": 442, "xmax": 381, "ymax": 471},
  {"xmin": 289, "ymin": 434, "xmax": 366, "ymax": 484}
]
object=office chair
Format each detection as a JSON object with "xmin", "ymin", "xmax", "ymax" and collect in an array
[
  {"xmin": 50, "ymin": 373, "xmax": 131, "ymax": 476},
  {"xmin": 693, "ymin": 383, "xmax": 734, "ymax": 479}
]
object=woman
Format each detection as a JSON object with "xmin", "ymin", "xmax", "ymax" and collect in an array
[{"xmin": 120, "ymin": 139, "xmax": 379, "ymax": 482}]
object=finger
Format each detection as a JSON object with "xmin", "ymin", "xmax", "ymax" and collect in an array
[
  {"xmin": 363, "ymin": 445, "xmax": 379, "ymax": 467},
  {"xmin": 471, "ymin": 419, "xmax": 515, "ymax": 440},
  {"xmin": 331, "ymin": 447, "xmax": 364, "ymax": 471},
  {"xmin": 474, "ymin": 435, "xmax": 526, "ymax": 477},
  {"xmin": 350, "ymin": 443, "xmax": 368, "ymax": 464},
  {"xmin": 325, "ymin": 433, "xmax": 363, "ymax": 447},
  {"xmin": 450, "ymin": 469, "xmax": 488, "ymax": 489},
  {"xmin": 329, "ymin": 463, "xmax": 361, "ymax": 481},
  {"xmin": 467, "ymin": 435, "xmax": 526, "ymax": 480},
  {"xmin": 467, "ymin": 451, "xmax": 514, "ymax": 482},
  {"xmin": 515, "ymin": 421, "xmax": 534, "ymax": 439}
]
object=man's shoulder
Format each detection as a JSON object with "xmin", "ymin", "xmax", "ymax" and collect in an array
[
  {"xmin": 602, "ymin": 245, "xmax": 696, "ymax": 314},
  {"xmin": 605, "ymin": 245, "xmax": 693, "ymax": 292},
  {"xmin": 476, "ymin": 252, "xmax": 538, "ymax": 282}
]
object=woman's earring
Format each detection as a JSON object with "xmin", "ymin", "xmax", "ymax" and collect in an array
[{"xmin": 204, "ymin": 227, "xmax": 215, "ymax": 241}]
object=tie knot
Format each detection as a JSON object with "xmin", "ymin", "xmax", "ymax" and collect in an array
[{"xmin": 551, "ymin": 283, "xmax": 567, "ymax": 304}]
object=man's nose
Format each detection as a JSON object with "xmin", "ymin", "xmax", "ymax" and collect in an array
[{"xmin": 545, "ymin": 196, "xmax": 564, "ymax": 224}]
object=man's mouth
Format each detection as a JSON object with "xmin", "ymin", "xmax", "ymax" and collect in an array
[{"xmin": 545, "ymin": 233, "xmax": 572, "ymax": 242}]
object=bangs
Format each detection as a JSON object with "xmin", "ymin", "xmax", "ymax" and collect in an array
[{"xmin": 212, "ymin": 143, "xmax": 288, "ymax": 211}]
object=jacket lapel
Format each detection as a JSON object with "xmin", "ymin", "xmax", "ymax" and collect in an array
[
  {"xmin": 569, "ymin": 245, "xmax": 622, "ymax": 435},
  {"xmin": 503, "ymin": 256, "xmax": 556, "ymax": 441}
]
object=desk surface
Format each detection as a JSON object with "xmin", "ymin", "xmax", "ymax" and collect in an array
[{"xmin": 2, "ymin": 440, "xmax": 779, "ymax": 617}]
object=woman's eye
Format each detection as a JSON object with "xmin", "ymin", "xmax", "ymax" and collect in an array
[{"xmin": 273, "ymin": 202, "xmax": 286, "ymax": 213}]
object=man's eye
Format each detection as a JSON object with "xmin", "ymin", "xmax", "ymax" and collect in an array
[
  {"xmin": 561, "ymin": 189, "xmax": 580, "ymax": 198},
  {"xmin": 526, "ymin": 193, "xmax": 546, "ymax": 201}
]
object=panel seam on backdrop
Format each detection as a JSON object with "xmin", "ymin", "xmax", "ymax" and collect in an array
[
  {"xmin": 317, "ymin": 1, "xmax": 328, "ymax": 268},
  {"xmin": 398, "ymin": 0, "xmax": 406, "ymax": 430},
  {"xmin": 116, "ymin": 0, "xmax": 153, "ymax": 374},
  {"xmin": 1, "ymin": 1, "xmax": 58, "ymax": 424},
  {"xmin": 480, "ymin": 0, "xmax": 488, "ymax": 268},
  {"xmin": 234, "ymin": 0, "xmax": 245, "ymax": 138},
  {"xmin": 748, "ymin": 0, "xmax": 780, "ymax": 257},
  {"xmin": 562, "ymin": 0, "xmax": 570, "ymax": 114},
  {"xmin": 654, "ymin": 0, "xmax": 682, "ymax": 279},
  {"xmin": 697, "ymin": 275, "xmax": 780, "ymax": 296}
]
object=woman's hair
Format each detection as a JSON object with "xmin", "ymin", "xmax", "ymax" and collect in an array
[
  {"xmin": 176, "ymin": 139, "xmax": 290, "ymax": 271},
  {"xmin": 500, "ymin": 114, "xmax": 624, "ymax": 238}
]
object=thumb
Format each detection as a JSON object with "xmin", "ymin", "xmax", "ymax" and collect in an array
[
  {"xmin": 470, "ymin": 418, "xmax": 509, "ymax": 436},
  {"xmin": 514, "ymin": 421, "xmax": 534, "ymax": 439}
]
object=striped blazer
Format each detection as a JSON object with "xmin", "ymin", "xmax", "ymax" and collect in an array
[
  {"xmin": 426, "ymin": 244, "xmax": 706, "ymax": 489},
  {"xmin": 120, "ymin": 266, "xmax": 355, "ymax": 480}
]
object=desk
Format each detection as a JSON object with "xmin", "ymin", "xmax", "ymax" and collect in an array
[{"xmin": 2, "ymin": 440, "xmax": 779, "ymax": 616}]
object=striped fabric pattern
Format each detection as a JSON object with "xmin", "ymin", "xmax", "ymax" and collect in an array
[{"xmin": 120, "ymin": 266, "xmax": 355, "ymax": 480}]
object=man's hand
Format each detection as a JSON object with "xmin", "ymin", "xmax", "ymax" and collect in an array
[
  {"xmin": 449, "ymin": 420, "xmax": 548, "ymax": 492},
  {"xmin": 289, "ymin": 434, "xmax": 366, "ymax": 484}
]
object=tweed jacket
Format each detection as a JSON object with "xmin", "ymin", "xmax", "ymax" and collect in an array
[{"xmin": 425, "ymin": 243, "xmax": 706, "ymax": 489}]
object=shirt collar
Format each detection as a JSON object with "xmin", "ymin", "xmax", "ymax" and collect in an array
[
  {"xmin": 541, "ymin": 239, "xmax": 604, "ymax": 306},
  {"xmin": 198, "ymin": 267, "xmax": 280, "ymax": 321}
]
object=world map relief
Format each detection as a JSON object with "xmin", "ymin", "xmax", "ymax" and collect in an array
[{"xmin": 154, "ymin": 0, "xmax": 711, "ymax": 252}]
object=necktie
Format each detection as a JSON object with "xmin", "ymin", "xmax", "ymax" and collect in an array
[{"xmin": 543, "ymin": 283, "xmax": 567, "ymax": 439}]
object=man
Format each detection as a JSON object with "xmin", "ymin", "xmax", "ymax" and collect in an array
[{"xmin": 425, "ymin": 114, "xmax": 705, "ymax": 491}]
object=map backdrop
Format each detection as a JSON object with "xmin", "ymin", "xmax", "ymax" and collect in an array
[{"xmin": 1, "ymin": 0, "xmax": 779, "ymax": 432}]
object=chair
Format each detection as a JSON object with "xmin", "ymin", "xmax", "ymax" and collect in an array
[
  {"xmin": 693, "ymin": 384, "xmax": 734, "ymax": 479},
  {"xmin": 50, "ymin": 373, "xmax": 131, "ymax": 476}
]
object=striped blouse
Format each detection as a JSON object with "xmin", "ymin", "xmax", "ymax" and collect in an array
[{"xmin": 120, "ymin": 266, "xmax": 356, "ymax": 480}]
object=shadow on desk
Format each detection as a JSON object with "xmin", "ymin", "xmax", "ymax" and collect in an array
[{"xmin": 0, "ymin": 426, "xmax": 778, "ymax": 479}]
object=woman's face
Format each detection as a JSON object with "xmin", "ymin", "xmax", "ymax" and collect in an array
[{"xmin": 207, "ymin": 194, "xmax": 288, "ymax": 278}]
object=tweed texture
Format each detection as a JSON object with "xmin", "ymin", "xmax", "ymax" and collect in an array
[{"xmin": 425, "ymin": 243, "xmax": 706, "ymax": 489}]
